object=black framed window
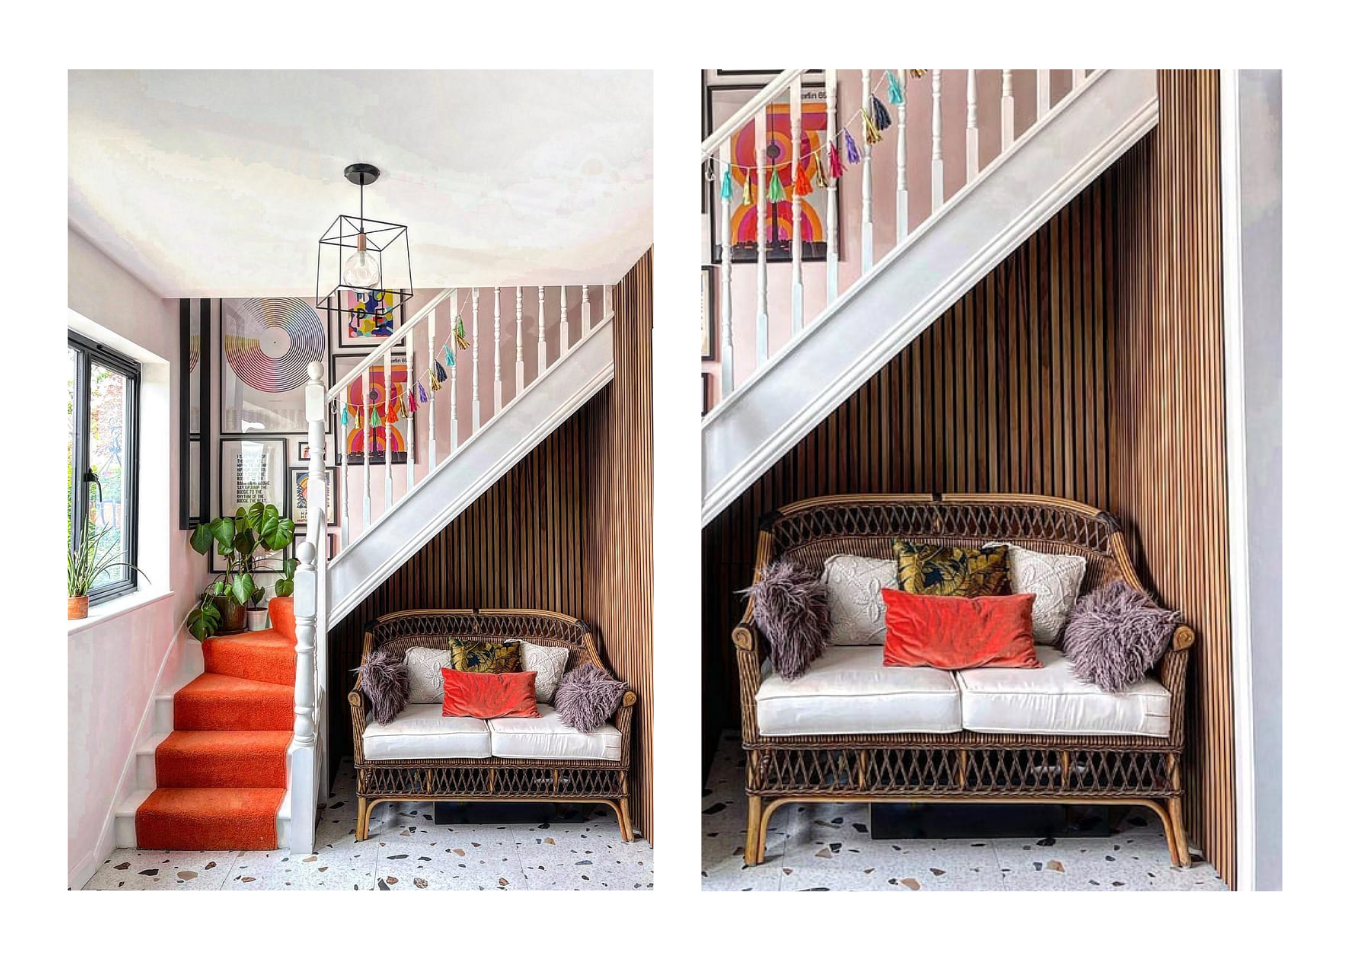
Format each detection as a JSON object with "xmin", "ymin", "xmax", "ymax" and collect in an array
[{"xmin": 68, "ymin": 331, "xmax": 140, "ymax": 604}]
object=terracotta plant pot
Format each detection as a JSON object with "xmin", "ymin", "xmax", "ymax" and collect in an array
[
  {"xmin": 68, "ymin": 596, "xmax": 90, "ymax": 620},
  {"xmin": 246, "ymin": 608, "xmax": 270, "ymax": 632},
  {"xmin": 212, "ymin": 596, "xmax": 247, "ymax": 634}
]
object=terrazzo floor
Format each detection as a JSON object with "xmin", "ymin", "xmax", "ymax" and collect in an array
[
  {"xmin": 83, "ymin": 760, "xmax": 653, "ymax": 891},
  {"xmin": 701, "ymin": 733, "xmax": 1228, "ymax": 891}
]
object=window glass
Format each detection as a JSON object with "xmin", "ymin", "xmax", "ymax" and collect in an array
[
  {"xmin": 88, "ymin": 361, "xmax": 130, "ymax": 589},
  {"xmin": 67, "ymin": 346, "xmax": 77, "ymax": 540}
]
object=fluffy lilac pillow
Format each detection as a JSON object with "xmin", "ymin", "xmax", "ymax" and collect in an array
[
  {"xmin": 357, "ymin": 645, "xmax": 410, "ymax": 725},
  {"xmin": 554, "ymin": 663, "xmax": 628, "ymax": 733},
  {"xmin": 1062, "ymin": 580, "xmax": 1181, "ymax": 693},
  {"xmin": 744, "ymin": 558, "xmax": 830, "ymax": 681}
]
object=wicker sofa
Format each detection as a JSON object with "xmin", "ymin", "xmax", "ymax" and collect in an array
[
  {"xmin": 349, "ymin": 608, "xmax": 637, "ymax": 842},
  {"xmin": 732, "ymin": 493, "xmax": 1194, "ymax": 867}
]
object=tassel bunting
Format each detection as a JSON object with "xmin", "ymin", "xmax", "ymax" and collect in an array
[
  {"xmin": 742, "ymin": 170, "xmax": 754, "ymax": 207},
  {"xmin": 828, "ymin": 143, "xmax": 844, "ymax": 178},
  {"xmin": 887, "ymin": 70, "xmax": 904, "ymax": 105},
  {"xmin": 454, "ymin": 315, "xmax": 470, "ymax": 350},
  {"xmin": 871, "ymin": 94, "xmax": 892, "ymax": 131},
  {"xmin": 792, "ymin": 160, "xmax": 813, "ymax": 197},
  {"xmin": 813, "ymin": 154, "xmax": 829, "ymax": 189},
  {"xmin": 862, "ymin": 108, "xmax": 882, "ymax": 145},
  {"xmin": 429, "ymin": 372, "xmax": 442, "ymax": 392},
  {"xmin": 434, "ymin": 360, "xmax": 448, "ymax": 381},
  {"xmin": 408, "ymin": 389, "xmax": 418, "ymax": 414},
  {"xmin": 417, "ymin": 382, "xmax": 429, "ymax": 404},
  {"xmin": 766, "ymin": 168, "xmax": 786, "ymax": 203},
  {"xmin": 443, "ymin": 344, "xmax": 455, "ymax": 368},
  {"xmin": 340, "ymin": 404, "xmax": 349, "ymax": 427},
  {"xmin": 369, "ymin": 407, "xmax": 381, "ymax": 428},
  {"xmin": 844, "ymin": 130, "xmax": 861, "ymax": 164},
  {"xmin": 720, "ymin": 166, "xmax": 732, "ymax": 200}
]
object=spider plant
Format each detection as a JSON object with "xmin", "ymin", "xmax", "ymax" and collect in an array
[{"xmin": 68, "ymin": 524, "xmax": 148, "ymax": 598}]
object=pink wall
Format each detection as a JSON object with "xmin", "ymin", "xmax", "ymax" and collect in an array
[{"xmin": 702, "ymin": 69, "xmax": 1078, "ymax": 402}]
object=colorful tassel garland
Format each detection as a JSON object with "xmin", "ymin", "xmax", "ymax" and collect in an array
[
  {"xmin": 340, "ymin": 404, "xmax": 349, "ymax": 426},
  {"xmin": 369, "ymin": 407, "xmax": 381, "ymax": 428},
  {"xmin": 742, "ymin": 170, "xmax": 754, "ymax": 207},
  {"xmin": 444, "ymin": 344, "xmax": 456, "ymax": 368},
  {"xmin": 862, "ymin": 108, "xmax": 882, "ymax": 145},
  {"xmin": 408, "ymin": 389, "xmax": 418, "ymax": 413},
  {"xmin": 434, "ymin": 360, "xmax": 448, "ymax": 381},
  {"xmin": 813, "ymin": 154, "xmax": 829, "ymax": 189},
  {"xmin": 417, "ymin": 382, "xmax": 429, "ymax": 404},
  {"xmin": 720, "ymin": 166, "xmax": 732, "ymax": 201},
  {"xmin": 871, "ymin": 94, "xmax": 892, "ymax": 132},
  {"xmin": 429, "ymin": 372, "xmax": 442, "ymax": 392},
  {"xmin": 454, "ymin": 315, "xmax": 470, "ymax": 350},
  {"xmin": 793, "ymin": 160, "xmax": 813, "ymax": 197},
  {"xmin": 828, "ymin": 143, "xmax": 844, "ymax": 178},
  {"xmin": 844, "ymin": 130, "xmax": 861, "ymax": 164},
  {"xmin": 766, "ymin": 168, "xmax": 786, "ymax": 203},
  {"xmin": 887, "ymin": 70, "xmax": 904, "ymax": 105}
]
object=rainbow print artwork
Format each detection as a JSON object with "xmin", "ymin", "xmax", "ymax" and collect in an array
[
  {"xmin": 727, "ymin": 99, "xmax": 829, "ymax": 262},
  {"xmin": 341, "ymin": 361, "xmax": 409, "ymax": 465}
]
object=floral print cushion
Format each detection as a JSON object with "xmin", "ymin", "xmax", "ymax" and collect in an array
[
  {"xmin": 892, "ymin": 540, "xmax": 1010, "ymax": 598},
  {"xmin": 450, "ymin": 638, "xmax": 522, "ymax": 674},
  {"xmin": 820, "ymin": 554, "xmax": 900, "ymax": 645}
]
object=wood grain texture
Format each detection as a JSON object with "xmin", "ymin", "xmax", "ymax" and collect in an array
[
  {"xmin": 703, "ymin": 70, "xmax": 1235, "ymax": 887},
  {"xmin": 328, "ymin": 250, "xmax": 656, "ymax": 840}
]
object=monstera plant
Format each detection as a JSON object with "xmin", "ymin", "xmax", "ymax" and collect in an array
[{"xmin": 187, "ymin": 502, "xmax": 297, "ymax": 640}]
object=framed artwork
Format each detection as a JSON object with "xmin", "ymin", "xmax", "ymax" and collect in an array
[
  {"xmin": 701, "ymin": 266, "xmax": 715, "ymax": 360},
  {"xmin": 709, "ymin": 69, "xmax": 827, "ymax": 86},
  {"xmin": 178, "ymin": 298, "xmax": 210, "ymax": 529},
  {"xmin": 330, "ymin": 353, "xmax": 412, "ymax": 466},
  {"xmin": 705, "ymin": 80, "xmax": 837, "ymax": 264},
  {"xmin": 702, "ymin": 373, "xmax": 713, "ymax": 416},
  {"xmin": 219, "ymin": 436, "xmax": 287, "ymax": 515},
  {"xmin": 293, "ymin": 437, "xmax": 328, "ymax": 463},
  {"xmin": 289, "ymin": 466, "xmax": 335, "ymax": 525},
  {"xmin": 331, "ymin": 290, "xmax": 404, "ymax": 351},
  {"xmin": 220, "ymin": 297, "xmax": 326, "ymax": 434}
]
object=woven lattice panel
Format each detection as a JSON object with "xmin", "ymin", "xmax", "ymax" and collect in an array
[
  {"xmin": 1065, "ymin": 750, "xmax": 1174, "ymax": 795},
  {"xmin": 367, "ymin": 609, "xmax": 594, "ymax": 671},
  {"xmin": 358, "ymin": 763, "xmax": 624, "ymax": 799}
]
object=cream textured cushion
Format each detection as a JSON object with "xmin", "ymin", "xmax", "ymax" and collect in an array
[
  {"xmin": 957, "ymin": 645, "xmax": 1171, "ymax": 738},
  {"xmin": 517, "ymin": 639, "xmax": 568, "ymax": 705},
  {"xmin": 820, "ymin": 554, "xmax": 899, "ymax": 645},
  {"xmin": 403, "ymin": 646, "xmax": 456, "ymax": 703},
  {"xmin": 488, "ymin": 705, "xmax": 622, "ymax": 761},
  {"xmin": 985, "ymin": 542, "xmax": 1087, "ymax": 643},
  {"xmin": 756, "ymin": 644, "xmax": 962, "ymax": 736},
  {"xmin": 362, "ymin": 703, "xmax": 492, "ymax": 760}
]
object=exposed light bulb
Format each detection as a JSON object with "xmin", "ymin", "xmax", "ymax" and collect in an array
[{"xmin": 344, "ymin": 234, "xmax": 379, "ymax": 287}]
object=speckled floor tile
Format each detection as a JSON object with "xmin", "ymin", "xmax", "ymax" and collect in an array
[
  {"xmin": 226, "ymin": 845, "xmax": 378, "ymax": 890},
  {"xmin": 84, "ymin": 849, "xmax": 238, "ymax": 891}
]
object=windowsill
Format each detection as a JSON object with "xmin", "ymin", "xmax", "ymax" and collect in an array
[{"xmin": 67, "ymin": 587, "xmax": 175, "ymax": 637}]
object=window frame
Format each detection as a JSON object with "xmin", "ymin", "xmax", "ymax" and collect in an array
[{"xmin": 68, "ymin": 330, "xmax": 141, "ymax": 605}]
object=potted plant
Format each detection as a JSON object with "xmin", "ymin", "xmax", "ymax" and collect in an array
[
  {"xmin": 68, "ymin": 524, "xmax": 149, "ymax": 619},
  {"xmin": 187, "ymin": 502, "xmax": 296, "ymax": 640}
]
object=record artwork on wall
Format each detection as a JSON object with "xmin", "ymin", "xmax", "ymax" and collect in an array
[{"xmin": 221, "ymin": 297, "xmax": 327, "ymax": 434}]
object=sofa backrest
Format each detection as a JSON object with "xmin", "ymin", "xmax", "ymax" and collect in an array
[
  {"xmin": 363, "ymin": 608, "xmax": 600, "ymax": 673},
  {"xmin": 763, "ymin": 493, "xmax": 1137, "ymax": 596}
]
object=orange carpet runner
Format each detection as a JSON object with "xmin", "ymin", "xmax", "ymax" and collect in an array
[{"xmin": 135, "ymin": 597, "xmax": 296, "ymax": 850}]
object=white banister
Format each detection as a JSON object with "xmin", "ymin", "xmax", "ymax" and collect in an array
[
  {"xmin": 1073, "ymin": 68, "xmax": 1086, "ymax": 88},
  {"xmin": 404, "ymin": 335, "xmax": 413, "ymax": 496},
  {"xmin": 493, "ymin": 286, "xmax": 502, "ymax": 413},
  {"xmin": 790, "ymin": 75, "xmax": 804, "ymax": 332},
  {"xmin": 325, "ymin": 287, "xmax": 454, "ymax": 404},
  {"xmin": 427, "ymin": 299, "xmax": 437, "ymax": 470},
  {"xmin": 515, "ymin": 287, "xmax": 524, "ymax": 398},
  {"xmin": 966, "ymin": 68, "xmax": 979, "ymax": 182},
  {"xmin": 897, "ymin": 69, "xmax": 909, "ymax": 244},
  {"xmin": 755, "ymin": 109, "xmax": 768, "ymax": 365},
  {"xmin": 471, "ymin": 287, "xmax": 481, "ymax": 432},
  {"xmin": 360, "ymin": 368, "xmax": 371, "ymax": 528},
  {"xmin": 719, "ymin": 138, "xmax": 735, "ymax": 393},
  {"xmin": 932, "ymin": 69, "xmax": 944, "ymax": 213},
  {"xmin": 537, "ymin": 286, "xmax": 547, "ymax": 374},
  {"xmin": 861, "ymin": 68, "xmax": 874, "ymax": 272},
  {"xmin": 582, "ymin": 285, "xmax": 592, "ymax": 336},
  {"xmin": 825, "ymin": 68, "xmax": 839, "ymax": 301},
  {"xmin": 339, "ymin": 394, "xmax": 350, "ymax": 549},
  {"xmin": 1037, "ymin": 69, "xmax": 1050, "ymax": 118},
  {"xmin": 700, "ymin": 69, "xmax": 807, "ymax": 161},
  {"xmin": 382, "ymin": 351, "xmax": 392, "ymax": 510},
  {"xmin": 449, "ymin": 299, "xmax": 459, "ymax": 452},
  {"xmin": 1001, "ymin": 69, "xmax": 1015, "ymax": 151},
  {"xmin": 561, "ymin": 286, "xmax": 570, "ymax": 353}
]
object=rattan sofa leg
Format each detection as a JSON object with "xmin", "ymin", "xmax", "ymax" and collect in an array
[
  {"xmin": 617, "ymin": 797, "xmax": 635, "ymax": 842},
  {"xmin": 356, "ymin": 797, "xmax": 369, "ymax": 841},
  {"xmin": 1167, "ymin": 796, "xmax": 1193, "ymax": 868},
  {"xmin": 744, "ymin": 795, "xmax": 764, "ymax": 866}
]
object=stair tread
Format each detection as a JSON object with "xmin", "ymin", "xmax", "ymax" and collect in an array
[
  {"xmin": 135, "ymin": 787, "xmax": 286, "ymax": 850},
  {"xmin": 203, "ymin": 629, "xmax": 294, "ymax": 649},
  {"xmin": 178, "ymin": 672, "xmax": 293, "ymax": 696},
  {"xmin": 157, "ymin": 730, "xmax": 293, "ymax": 753}
]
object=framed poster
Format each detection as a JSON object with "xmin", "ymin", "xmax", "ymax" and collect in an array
[
  {"xmin": 330, "ymin": 352, "xmax": 412, "ymax": 466},
  {"xmin": 220, "ymin": 297, "xmax": 327, "ymax": 434},
  {"xmin": 705, "ymin": 80, "xmax": 837, "ymax": 264},
  {"xmin": 701, "ymin": 266, "xmax": 715, "ymax": 360},
  {"xmin": 289, "ymin": 466, "xmax": 335, "ymax": 525},
  {"xmin": 331, "ymin": 290, "xmax": 405, "ymax": 352},
  {"xmin": 215, "ymin": 436, "xmax": 287, "ymax": 573},
  {"xmin": 178, "ymin": 298, "xmax": 210, "ymax": 529}
]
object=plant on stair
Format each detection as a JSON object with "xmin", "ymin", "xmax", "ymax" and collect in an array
[{"xmin": 187, "ymin": 503, "xmax": 296, "ymax": 640}]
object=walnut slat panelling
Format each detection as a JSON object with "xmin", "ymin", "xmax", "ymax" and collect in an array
[
  {"xmin": 583, "ymin": 249, "xmax": 656, "ymax": 842},
  {"xmin": 1109, "ymin": 70, "xmax": 1234, "ymax": 887}
]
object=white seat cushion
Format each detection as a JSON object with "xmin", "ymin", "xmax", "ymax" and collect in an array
[
  {"xmin": 957, "ymin": 646, "xmax": 1171, "ymax": 737},
  {"xmin": 362, "ymin": 702, "xmax": 491, "ymax": 760},
  {"xmin": 755, "ymin": 645, "xmax": 962, "ymax": 736},
  {"xmin": 488, "ymin": 705, "xmax": 622, "ymax": 761}
]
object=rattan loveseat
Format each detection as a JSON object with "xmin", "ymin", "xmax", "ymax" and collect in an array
[
  {"xmin": 349, "ymin": 608, "xmax": 637, "ymax": 842},
  {"xmin": 732, "ymin": 493, "xmax": 1194, "ymax": 867}
]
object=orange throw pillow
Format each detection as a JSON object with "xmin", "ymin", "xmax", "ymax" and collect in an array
[
  {"xmin": 881, "ymin": 588, "xmax": 1041, "ymax": 670},
  {"xmin": 440, "ymin": 668, "xmax": 541, "ymax": 720}
]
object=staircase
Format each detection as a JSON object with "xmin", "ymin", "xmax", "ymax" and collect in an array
[{"xmin": 700, "ymin": 69, "xmax": 1159, "ymax": 523}]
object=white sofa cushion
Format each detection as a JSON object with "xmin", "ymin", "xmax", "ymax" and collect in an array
[
  {"xmin": 403, "ymin": 646, "xmax": 456, "ymax": 703},
  {"xmin": 488, "ymin": 705, "xmax": 622, "ymax": 761},
  {"xmin": 517, "ymin": 640, "xmax": 568, "ymax": 705},
  {"xmin": 756, "ymin": 645, "xmax": 962, "ymax": 736},
  {"xmin": 957, "ymin": 646, "xmax": 1171, "ymax": 737},
  {"xmin": 362, "ymin": 702, "xmax": 492, "ymax": 760},
  {"xmin": 820, "ymin": 554, "xmax": 898, "ymax": 645},
  {"xmin": 985, "ymin": 542, "xmax": 1087, "ymax": 643}
]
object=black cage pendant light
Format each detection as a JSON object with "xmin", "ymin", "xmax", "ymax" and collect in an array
[{"xmin": 316, "ymin": 162, "xmax": 414, "ymax": 329}]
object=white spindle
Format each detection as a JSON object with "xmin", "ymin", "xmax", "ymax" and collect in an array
[
  {"xmin": 1001, "ymin": 69, "xmax": 1015, "ymax": 152},
  {"xmin": 560, "ymin": 286, "xmax": 569, "ymax": 353},
  {"xmin": 361, "ymin": 368, "xmax": 370, "ymax": 528},
  {"xmin": 582, "ymin": 286, "xmax": 591, "ymax": 336},
  {"xmin": 471, "ymin": 288, "xmax": 481, "ymax": 432},
  {"xmin": 1037, "ymin": 69, "xmax": 1050, "ymax": 118},
  {"xmin": 790, "ymin": 76, "xmax": 804, "ymax": 332},
  {"xmin": 382, "ymin": 351, "xmax": 392, "ymax": 510},
  {"xmin": 604, "ymin": 284, "xmax": 612, "ymax": 320},
  {"xmin": 537, "ymin": 286, "xmax": 547, "ymax": 374},
  {"xmin": 861, "ymin": 69, "xmax": 874, "ymax": 272},
  {"xmin": 755, "ymin": 109, "xmax": 768, "ymax": 365},
  {"xmin": 493, "ymin": 286, "xmax": 502, "ymax": 413},
  {"xmin": 515, "ymin": 287, "xmax": 524, "ymax": 397},
  {"xmin": 896, "ymin": 69, "xmax": 909, "ymax": 245},
  {"xmin": 1073, "ymin": 68, "xmax": 1086, "ymax": 89},
  {"xmin": 932, "ymin": 69, "xmax": 944, "ymax": 213},
  {"xmin": 427, "ymin": 299, "xmax": 437, "ymax": 470},
  {"xmin": 719, "ymin": 138, "xmax": 735, "ymax": 393},
  {"xmin": 825, "ymin": 68, "xmax": 839, "ymax": 301},
  {"xmin": 966, "ymin": 69, "xmax": 979, "ymax": 182},
  {"xmin": 404, "ymin": 335, "xmax": 413, "ymax": 496}
]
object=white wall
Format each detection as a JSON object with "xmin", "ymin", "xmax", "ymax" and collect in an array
[{"xmin": 67, "ymin": 226, "xmax": 205, "ymax": 888}]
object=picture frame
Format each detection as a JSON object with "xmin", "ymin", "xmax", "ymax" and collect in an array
[
  {"xmin": 178, "ymin": 298, "xmax": 210, "ymax": 529},
  {"xmin": 705, "ymin": 80, "xmax": 837, "ymax": 264},
  {"xmin": 220, "ymin": 297, "xmax": 326, "ymax": 434},
  {"xmin": 330, "ymin": 290, "xmax": 406, "ymax": 352},
  {"xmin": 289, "ymin": 465, "xmax": 335, "ymax": 526},
  {"xmin": 702, "ymin": 373, "xmax": 713, "ymax": 416},
  {"xmin": 293, "ymin": 437, "xmax": 328, "ymax": 463},
  {"xmin": 330, "ymin": 352, "xmax": 413, "ymax": 466},
  {"xmin": 701, "ymin": 266, "xmax": 715, "ymax": 360}
]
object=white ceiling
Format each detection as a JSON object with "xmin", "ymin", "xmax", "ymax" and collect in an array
[{"xmin": 69, "ymin": 70, "xmax": 653, "ymax": 297}]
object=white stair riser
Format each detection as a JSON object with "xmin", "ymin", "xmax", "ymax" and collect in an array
[{"xmin": 112, "ymin": 801, "xmax": 290, "ymax": 851}]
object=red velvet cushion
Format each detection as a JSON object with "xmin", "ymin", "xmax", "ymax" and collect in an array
[
  {"xmin": 440, "ymin": 668, "xmax": 541, "ymax": 719},
  {"xmin": 881, "ymin": 588, "xmax": 1041, "ymax": 670}
]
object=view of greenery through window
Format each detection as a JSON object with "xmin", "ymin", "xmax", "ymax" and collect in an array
[{"xmin": 68, "ymin": 341, "xmax": 133, "ymax": 594}]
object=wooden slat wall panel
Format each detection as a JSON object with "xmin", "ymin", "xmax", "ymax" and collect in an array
[
  {"xmin": 328, "ymin": 250, "xmax": 656, "ymax": 841},
  {"xmin": 1109, "ymin": 70, "xmax": 1233, "ymax": 888}
]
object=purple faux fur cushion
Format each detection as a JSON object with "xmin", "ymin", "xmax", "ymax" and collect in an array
[
  {"xmin": 555, "ymin": 663, "xmax": 628, "ymax": 733},
  {"xmin": 1062, "ymin": 580, "xmax": 1181, "ymax": 693},
  {"xmin": 744, "ymin": 558, "xmax": 830, "ymax": 681},
  {"xmin": 357, "ymin": 646, "xmax": 411, "ymax": 725}
]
